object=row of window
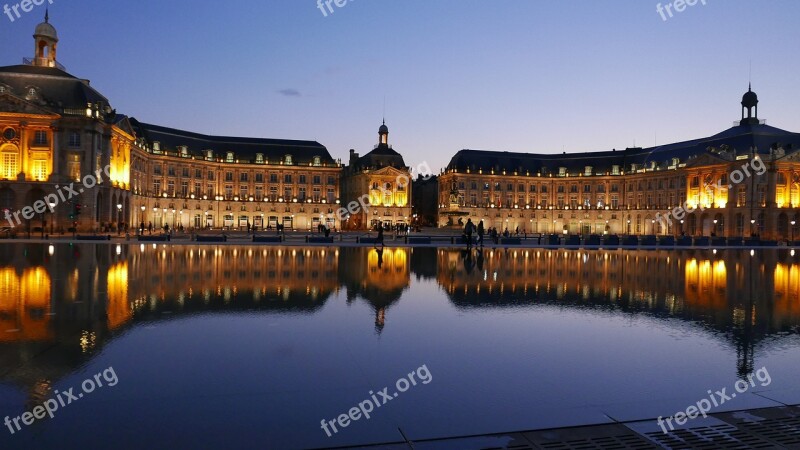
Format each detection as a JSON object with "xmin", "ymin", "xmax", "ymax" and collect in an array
[
  {"xmin": 147, "ymin": 165, "xmax": 337, "ymax": 185},
  {"xmin": 150, "ymin": 143, "xmax": 326, "ymax": 167}
]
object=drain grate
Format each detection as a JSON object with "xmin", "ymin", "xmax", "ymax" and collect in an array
[
  {"xmin": 736, "ymin": 416, "xmax": 800, "ymax": 446},
  {"xmin": 526, "ymin": 424, "xmax": 659, "ymax": 450},
  {"xmin": 644, "ymin": 422, "xmax": 780, "ymax": 449}
]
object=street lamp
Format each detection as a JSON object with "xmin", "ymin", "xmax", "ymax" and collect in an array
[
  {"xmin": 48, "ymin": 202, "xmax": 56, "ymax": 235},
  {"xmin": 116, "ymin": 203, "xmax": 122, "ymax": 235},
  {"xmin": 792, "ymin": 220, "xmax": 796, "ymax": 243},
  {"xmin": 750, "ymin": 219, "xmax": 756, "ymax": 237},
  {"xmin": 713, "ymin": 219, "xmax": 718, "ymax": 236}
]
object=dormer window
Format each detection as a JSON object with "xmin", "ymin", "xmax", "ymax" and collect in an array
[
  {"xmin": 256, "ymin": 153, "xmax": 264, "ymax": 164},
  {"xmin": 153, "ymin": 142, "xmax": 161, "ymax": 152},
  {"xmin": 313, "ymin": 156, "xmax": 321, "ymax": 166},
  {"xmin": 630, "ymin": 163, "xmax": 639, "ymax": 172},
  {"xmin": 611, "ymin": 165, "xmax": 620, "ymax": 175},
  {"xmin": 584, "ymin": 166, "xmax": 592, "ymax": 176},
  {"xmin": 285, "ymin": 154, "xmax": 293, "ymax": 165},
  {"xmin": 178, "ymin": 146, "xmax": 189, "ymax": 157},
  {"xmin": 205, "ymin": 150, "xmax": 214, "ymax": 161},
  {"xmin": 0, "ymin": 86, "xmax": 5, "ymax": 93},
  {"xmin": 226, "ymin": 152, "xmax": 234, "ymax": 163},
  {"xmin": 649, "ymin": 161, "xmax": 657, "ymax": 170},
  {"xmin": 558, "ymin": 167, "xmax": 567, "ymax": 177}
]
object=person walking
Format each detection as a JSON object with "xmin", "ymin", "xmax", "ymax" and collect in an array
[
  {"xmin": 465, "ymin": 218, "xmax": 475, "ymax": 248},
  {"xmin": 477, "ymin": 220, "xmax": 485, "ymax": 247},
  {"xmin": 375, "ymin": 222, "xmax": 385, "ymax": 248}
]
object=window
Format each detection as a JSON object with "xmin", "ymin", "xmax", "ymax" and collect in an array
[
  {"xmin": 182, "ymin": 168, "xmax": 190, "ymax": 178},
  {"xmin": 612, "ymin": 165, "xmax": 620, "ymax": 175},
  {"xmin": 207, "ymin": 171, "xmax": 215, "ymax": 181},
  {"xmin": 270, "ymin": 173, "xmax": 278, "ymax": 183},
  {"xmin": 168, "ymin": 166, "xmax": 176, "ymax": 176},
  {"xmin": 225, "ymin": 172, "xmax": 233, "ymax": 182},
  {"xmin": 327, "ymin": 176, "xmax": 335, "ymax": 185},
  {"xmin": 584, "ymin": 166, "xmax": 592, "ymax": 176},
  {"xmin": 299, "ymin": 175, "xmax": 307, "ymax": 184},
  {"xmin": 299, "ymin": 187, "xmax": 306, "ymax": 200},
  {"xmin": 153, "ymin": 164, "xmax": 162, "ymax": 175},
  {"xmin": 284, "ymin": 155, "xmax": 293, "ymax": 165},
  {"xmin": 313, "ymin": 175, "xmax": 321, "ymax": 185},
  {"xmin": 195, "ymin": 169, "xmax": 202, "ymax": 178},
  {"xmin": 31, "ymin": 160, "xmax": 48, "ymax": 181},
  {"xmin": 255, "ymin": 173, "xmax": 263, "ymax": 183},
  {"xmin": 313, "ymin": 156, "xmax": 321, "ymax": 166},
  {"xmin": 240, "ymin": 173, "xmax": 249, "ymax": 182},
  {"xmin": 256, "ymin": 153, "xmax": 264, "ymax": 164},
  {"xmin": 67, "ymin": 153, "xmax": 81, "ymax": 181},
  {"xmin": 68, "ymin": 131, "xmax": 81, "ymax": 147},
  {"xmin": 34, "ymin": 130, "xmax": 48, "ymax": 146},
  {"xmin": 226, "ymin": 152, "xmax": 234, "ymax": 163},
  {"xmin": 1, "ymin": 151, "xmax": 18, "ymax": 180},
  {"xmin": 284, "ymin": 174, "xmax": 292, "ymax": 183}
]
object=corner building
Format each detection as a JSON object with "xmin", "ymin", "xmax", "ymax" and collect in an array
[
  {"xmin": 0, "ymin": 17, "xmax": 342, "ymax": 233},
  {"xmin": 439, "ymin": 89, "xmax": 800, "ymax": 240}
]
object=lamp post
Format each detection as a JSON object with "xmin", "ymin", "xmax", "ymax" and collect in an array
[
  {"xmin": 116, "ymin": 203, "xmax": 122, "ymax": 235},
  {"xmin": 48, "ymin": 201, "xmax": 56, "ymax": 235},
  {"xmin": 713, "ymin": 219, "xmax": 718, "ymax": 236},
  {"xmin": 215, "ymin": 195, "xmax": 223, "ymax": 230},
  {"xmin": 791, "ymin": 220, "xmax": 796, "ymax": 243},
  {"xmin": 750, "ymin": 219, "xmax": 756, "ymax": 237}
]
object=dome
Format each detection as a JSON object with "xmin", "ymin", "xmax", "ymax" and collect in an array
[
  {"xmin": 379, "ymin": 122, "xmax": 389, "ymax": 134},
  {"xmin": 34, "ymin": 12, "xmax": 58, "ymax": 40},
  {"xmin": 742, "ymin": 86, "xmax": 758, "ymax": 108}
]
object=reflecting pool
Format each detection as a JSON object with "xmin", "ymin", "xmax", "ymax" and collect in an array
[{"xmin": 0, "ymin": 244, "xmax": 799, "ymax": 449}]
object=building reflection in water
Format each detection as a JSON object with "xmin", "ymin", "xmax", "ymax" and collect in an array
[{"xmin": 0, "ymin": 244, "xmax": 799, "ymax": 399}]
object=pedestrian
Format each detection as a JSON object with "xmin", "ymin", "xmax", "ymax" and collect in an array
[
  {"xmin": 376, "ymin": 222, "xmax": 385, "ymax": 248},
  {"xmin": 148, "ymin": 222, "xmax": 153, "ymax": 234},
  {"xmin": 477, "ymin": 220, "xmax": 485, "ymax": 247},
  {"xmin": 464, "ymin": 218, "xmax": 475, "ymax": 248},
  {"xmin": 140, "ymin": 221, "xmax": 145, "ymax": 235}
]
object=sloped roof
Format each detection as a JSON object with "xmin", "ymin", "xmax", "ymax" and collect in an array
[
  {"xmin": 446, "ymin": 123, "xmax": 800, "ymax": 174},
  {"xmin": 0, "ymin": 64, "xmax": 109, "ymax": 111},
  {"xmin": 129, "ymin": 118, "xmax": 336, "ymax": 165}
]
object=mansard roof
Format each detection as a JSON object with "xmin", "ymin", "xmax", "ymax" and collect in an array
[
  {"xmin": 446, "ymin": 123, "xmax": 800, "ymax": 175},
  {"xmin": 0, "ymin": 64, "xmax": 110, "ymax": 112},
  {"xmin": 129, "ymin": 118, "xmax": 337, "ymax": 166}
]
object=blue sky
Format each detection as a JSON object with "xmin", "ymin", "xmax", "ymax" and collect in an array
[{"xmin": 1, "ymin": 0, "xmax": 799, "ymax": 172}]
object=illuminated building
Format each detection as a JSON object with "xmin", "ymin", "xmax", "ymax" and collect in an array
[
  {"xmin": 439, "ymin": 88, "xmax": 800, "ymax": 240},
  {"xmin": 0, "ymin": 17, "xmax": 341, "ymax": 232},
  {"xmin": 340, "ymin": 122, "xmax": 413, "ymax": 230},
  {"xmin": 127, "ymin": 121, "xmax": 342, "ymax": 231},
  {"xmin": 0, "ymin": 15, "xmax": 130, "ymax": 232}
]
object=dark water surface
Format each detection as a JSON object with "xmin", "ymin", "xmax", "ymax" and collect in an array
[{"xmin": 0, "ymin": 244, "xmax": 799, "ymax": 449}]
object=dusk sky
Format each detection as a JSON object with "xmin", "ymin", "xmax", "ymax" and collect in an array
[{"xmin": 1, "ymin": 0, "xmax": 799, "ymax": 172}]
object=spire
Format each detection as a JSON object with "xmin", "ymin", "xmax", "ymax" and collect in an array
[{"xmin": 45, "ymin": 8, "xmax": 49, "ymax": 23}]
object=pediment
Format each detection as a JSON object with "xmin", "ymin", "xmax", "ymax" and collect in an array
[{"xmin": 0, "ymin": 93, "xmax": 59, "ymax": 117}]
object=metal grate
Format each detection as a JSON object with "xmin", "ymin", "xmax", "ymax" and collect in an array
[{"xmin": 643, "ymin": 423, "xmax": 778, "ymax": 449}]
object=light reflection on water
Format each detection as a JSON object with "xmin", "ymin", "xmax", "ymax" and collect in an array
[{"xmin": 0, "ymin": 244, "xmax": 799, "ymax": 448}]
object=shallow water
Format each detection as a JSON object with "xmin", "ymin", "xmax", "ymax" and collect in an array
[{"xmin": 0, "ymin": 244, "xmax": 798, "ymax": 449}]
